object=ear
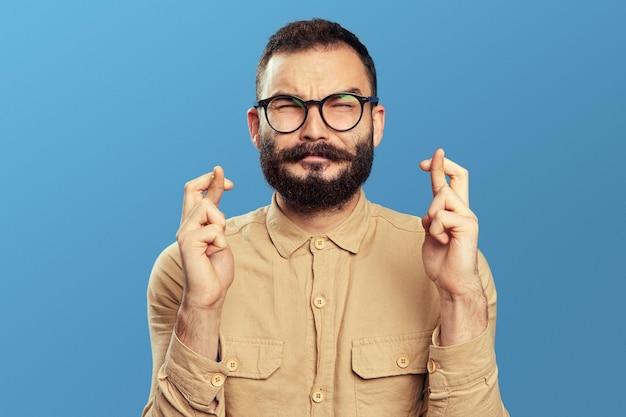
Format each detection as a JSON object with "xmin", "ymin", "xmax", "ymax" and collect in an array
[
  {"xmin": 372, "ymin": 103, "xmax": 385, "ymax": 148},
  {"xmin": 247, "ymin": 107, "xmax": 261, "ymax": 149}
]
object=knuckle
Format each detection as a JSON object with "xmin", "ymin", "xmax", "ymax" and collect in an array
[
  {"xmin": 215, "ymin": 213, "xmax": 227, "ymax": 228},
  {"xmin": 428, "ymin": 208, "xmax": 445, "ymax": 221},
  {"xmin": 464, "ymin": 214, "xmax": 479, "ymax": 233},
  {"xmin": 176, "ymin": 229, "xmax": 188, "ymax": 245},
  {"xmin": 435, "ymin": 209, "xmax": 447, "ymax": 221},
  {"xmin": 183, "ymin": 180, "xmax": 195, "ymax": 192},
  {"xmin": 470, "ymin": 215, "xmax": 479, "ymax": 229}
]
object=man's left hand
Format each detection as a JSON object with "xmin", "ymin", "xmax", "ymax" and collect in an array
[{"xmin": 420, "ymin": 149, "xmax": 488, "ymax": 346}]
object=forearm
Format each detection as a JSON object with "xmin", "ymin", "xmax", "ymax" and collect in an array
[
  {"xmin": 175, "ymin": 303, "xmax": 223, "ymax": 361},
  {"xmin": 437, "ymin": 287, "xmax": 488, "ymax": 346}
]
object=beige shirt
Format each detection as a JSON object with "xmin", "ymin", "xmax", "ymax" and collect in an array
[{"xmin": 143, "ymin": 191, "xmax": 508, "ymax": 417}]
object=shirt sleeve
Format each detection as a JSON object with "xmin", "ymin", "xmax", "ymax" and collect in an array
[
  {"xmin": 424, "ymin": 325, "xmax": 509, "ymax": 417},
  {"xmin": 422, "ymin": 251, "xmax": 509, "ymax": 417},
  {"xmin": 141, "ymin": 243, "xmax": 229, "ymax": 417}
]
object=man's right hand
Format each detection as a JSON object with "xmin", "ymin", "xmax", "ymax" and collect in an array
[{"xmin": 174, "ymin": 166, "xmax": 235, "ymax": 359}]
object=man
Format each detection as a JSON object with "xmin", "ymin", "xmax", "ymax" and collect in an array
[{"xmin": 143, "ymin": 18, "xmax": 508, "ymax": 417}]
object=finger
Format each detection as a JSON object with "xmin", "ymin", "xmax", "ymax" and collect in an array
[
  {"xmin": 182, "ymin": 171, "xmax": 216, "ymax": 223},
  {"xmin": 428, "ymin": 148, "xmax": 448, "ymax": 197},
  {"xmin": 420, "ymin": 151, "xmax": 470, "ymax": 205},
  {"xmin": 204, "ymin": 166, "xmax": 230, "ymax": 207},
  {"xmin": 179, "ymin": 198, "xmax": 226, "ymax": 234},
  {"xmin": 181, "ymin": 167, "xmax": 234, "ymax": 223},
  {"xmin": 427, "ymin": 186, "xmax": 476, "ymax": 219},
  {"xmin": 179, "ymin": 224, "xmax": 229, "ymax": 257},
  {"xmin": 425, "ymin": 209, "xmax": 479, "ymax": 246},
  {"xmin": 177, "ymin": 201, "xmax": 228, "ymax": 259},
  {"xmin": 422, "ymin": 187, "xmax": 476, "ymax": 243}
]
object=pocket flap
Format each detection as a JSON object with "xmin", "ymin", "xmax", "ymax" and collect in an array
[
  {"xmin": 222, "ymin": 336, "xmax": 283, "ymax": 380},
  {"xmin": 352, "ymin": 332, "xmax": 432, "ymax": 379}
]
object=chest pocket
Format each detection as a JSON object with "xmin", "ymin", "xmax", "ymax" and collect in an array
[
  {"xmin": 352, "ymin": 332, "xmax": 432, "ymax": 417},
  {"xmin": 222, "ymin": 336, "xmax": 283, "ymax": 417}
]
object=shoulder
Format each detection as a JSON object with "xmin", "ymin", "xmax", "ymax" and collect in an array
[
  {"xmin": 225, "ymin": 205, "xmax": 270, "ymax": 236},
  {"xmin": 366, "ymin": 200, "xmax": 425, "ymax": 234},
  {"xmin": 147, "ymin": 242, "xmax": 183, "ymax": 307},
  {"xmin": 358, "ymin": 200, "xmax": 427, "ymax": 259}
]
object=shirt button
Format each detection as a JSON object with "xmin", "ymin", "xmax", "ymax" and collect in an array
[
  {"xmin": 211, "ymin": 373, "xmax": 226, "ymax": 387},
  {"xmin": 313, "ymin": 295, "xmax": 326, "ymax": 309},
  {"xmin": 314, "ymin": 237, "xmax": 325, "ymax": 250},
  {"xmin": 226, "ymin": 359, "xmax": 239, "ymax": 372},
  {"xmin": 427, "ymin": 359, "xmax": 437, "ymax": 374},
  {"xmin": 311, "ymin": 389, "xmax": 325, "ymax": 403},
  {"xmin": 396, "ymin": 355, "xmax": 410, "ymax": 369}
]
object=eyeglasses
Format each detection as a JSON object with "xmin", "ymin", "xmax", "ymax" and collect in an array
[{"xmin": 254, "ymin": 92, "xmax": 379, "ymax": 134}]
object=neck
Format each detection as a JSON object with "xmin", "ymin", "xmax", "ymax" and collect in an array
[{"xmin": 275, "ymin": 189, "xmax": 362, "ymax": 235}]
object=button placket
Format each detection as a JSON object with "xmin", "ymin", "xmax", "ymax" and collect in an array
[{"xmin": 309, "ymin": 234, "xmax": 336, "ymax": 411}]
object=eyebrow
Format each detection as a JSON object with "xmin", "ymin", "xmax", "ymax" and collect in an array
[
  {"xmin": 343, "ymin": 87, "xmax": 364, "ymax": 95},
  {"xmin": 269, "ymin": 87, "xmax": 366, "ymax": 99}
]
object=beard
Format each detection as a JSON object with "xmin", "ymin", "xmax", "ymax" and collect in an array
[{"xmin": 259, "ymin": 133, "xmax": 374, "ymax": 215}]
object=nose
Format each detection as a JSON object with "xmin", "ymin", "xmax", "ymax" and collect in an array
[{"xmin": 299, "ymin": 103, "xmax": 329, "ymax": 142}]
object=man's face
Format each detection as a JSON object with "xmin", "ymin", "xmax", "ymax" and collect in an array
[{"xmin": 249, "ymin": 45, "xmax": 385, "ymax": 213}]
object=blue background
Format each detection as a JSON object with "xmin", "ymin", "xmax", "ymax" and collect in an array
[{"xmin": 1, "ymin": 1, "xmax": 624, "ymax": 416}]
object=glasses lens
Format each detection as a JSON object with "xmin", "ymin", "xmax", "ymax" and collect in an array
[
  {"xmin": 266, "ymin": 97, "xmax": 306, "ymax": 133},
  {"xmin": 322, "ymin": 94, "xmax": 363, "ymax": 131}
]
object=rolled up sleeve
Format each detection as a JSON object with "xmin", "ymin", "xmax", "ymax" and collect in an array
[{"xmin": 425, "ymin": 325, "xmax": 508, "ymax": 417}]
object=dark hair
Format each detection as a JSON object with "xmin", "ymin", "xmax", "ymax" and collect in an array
[{"xmin": 256, "ymin": 18, "xmax": 377, "ymax": 98}]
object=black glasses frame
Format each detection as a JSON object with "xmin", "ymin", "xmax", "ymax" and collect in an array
[{"xmin": 253, "ymin": 93, "xmax": 379, "ymax": 134}]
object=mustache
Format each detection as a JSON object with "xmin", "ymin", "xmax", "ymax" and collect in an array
[{"xmin": 277, "ymin": 142, "xmax": 355, "ymax": 162}]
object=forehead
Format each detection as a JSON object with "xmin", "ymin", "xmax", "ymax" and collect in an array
[{"xmin": 260, "ymin": 45, "xmax": 371, "ymax": 98}]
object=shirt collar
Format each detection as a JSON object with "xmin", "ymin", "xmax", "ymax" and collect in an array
[{"xmin": 266, "ymin": 189, "xmax": 370, "ymax": 258}]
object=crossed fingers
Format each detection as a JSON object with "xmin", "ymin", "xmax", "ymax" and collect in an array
[
  {"xmin": 177, "ymin": 166, "xmax": 235, "ymax": 258},
  {"xmin": 420, "ymin": 149, "xmax": 476, "ymax": 244},
  {"xmin": 419, "ymin": 148, "xmax": 470, "ymax": 205},
  {"xmin": 181, "ymin": 166, "xmax": 234, "ymax": 225}
]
